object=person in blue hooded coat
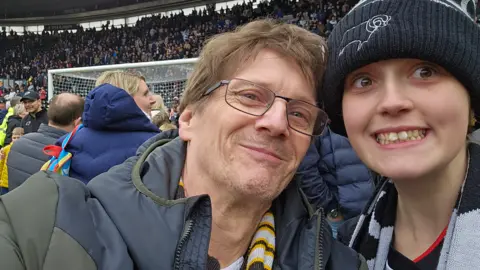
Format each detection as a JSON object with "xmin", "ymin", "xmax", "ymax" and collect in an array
[
  {"xmin": 61, "ymin": 71, "xmax": 159, "ymax": 184},
  {"xmin": 297, "ymin": 127, "xmax": 374, "ymax": 237}
]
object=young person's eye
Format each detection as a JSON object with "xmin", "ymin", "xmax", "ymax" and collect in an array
[
  {"xmin": 353, "ymin": 76, "xmax": 373, "ymax": 88},
  {"xmin": 412, "ymin": 66, "xmax": 437, "ymax": 79}
]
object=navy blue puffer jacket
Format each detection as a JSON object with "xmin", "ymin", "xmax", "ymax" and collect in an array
[{"xmin": 298, "ymin": 128, "xmax": 374, "ymax": 219}]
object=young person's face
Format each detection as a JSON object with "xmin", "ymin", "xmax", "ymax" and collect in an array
[
  {"xmin": 12, "ymin": 134, "xmax": 22, "ymax": 142},
  {"xmin": 342, "ymin": 59, "xmax": 470, "ymax": 181}
]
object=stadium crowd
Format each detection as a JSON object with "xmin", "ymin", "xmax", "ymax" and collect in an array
[{"xmin": 0, "ymin": 0, "xmax": 353, "ymax": 96}]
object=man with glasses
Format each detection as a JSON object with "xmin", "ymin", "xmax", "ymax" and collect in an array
[{"xmin": 0, "ymin": 20, "xmax": 366, "ymax": 270}]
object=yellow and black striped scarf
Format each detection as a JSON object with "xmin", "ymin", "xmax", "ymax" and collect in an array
[{"xmin": 177, "ymin": 180, "xmax": 275, "ymax": 270}]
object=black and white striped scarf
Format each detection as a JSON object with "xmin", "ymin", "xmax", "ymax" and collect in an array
[{"xmin": 348, "ymin": 143, "xmax": 480, "ymax": 269}]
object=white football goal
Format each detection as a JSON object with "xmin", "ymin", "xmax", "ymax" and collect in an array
[{"xmin": 47, "ymin": 58, "xmax": 198, "ymax": 109}]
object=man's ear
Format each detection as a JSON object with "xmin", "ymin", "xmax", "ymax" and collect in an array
[{"xmin": 178, "ymin": 106, "xmax": 196, "ymax": 142}]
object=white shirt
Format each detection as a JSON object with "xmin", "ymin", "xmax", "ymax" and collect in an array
[{"xmin": 221, "ymin": 257, "xmax": 244, "ymax": 270}]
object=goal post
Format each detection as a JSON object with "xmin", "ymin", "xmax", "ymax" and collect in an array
[{"xmin": 47, "ymin": 58, "xmax": 198, "ymax": 109}]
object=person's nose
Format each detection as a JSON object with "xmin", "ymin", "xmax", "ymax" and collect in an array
[
  {"xmin": 149, "ymin": 95, "xmax": 156, "ymax": 105},
  {"xmin": 254, "ymin": 99, "xmax": 290, "ymax": 137},
  {"xmin": 376, "ymin": 79, "xmax": 414, "ymax": 116}
]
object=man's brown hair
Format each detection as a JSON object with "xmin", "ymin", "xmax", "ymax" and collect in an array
[
  {"xmin": 47, "ymin": 93, "xmax": 85, "ymax": 126},
  {"xmin": 179, "ymin": 19, "xmax": 328, "ymax": 113}
]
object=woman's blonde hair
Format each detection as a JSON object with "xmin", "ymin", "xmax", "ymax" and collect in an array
[
  {"xmin": 152, "ymin": 110, "xmax": 170, "ymax": 128},
  {"xmin": 468, "ymin": 110, "xmax": 479, "ymax": 143},
  {"xmin": 151, "ymin": 94, "xmax": 167, "ymax": 111},
  {"xmin": 179, "ymin": 19, "xmax": 328, "ymax": 114},
  {"xmin": 470, "ymin": 111, "xmax": 476, "ymax": 129},
  {"xmin": 160, "ymin": 123, "xmax": 177, "ymax": 131},
  {"xmin": 95, "ymin": 70, "xmax": 146, "ymax": 96},
  {"xmin": 13, "ymin": 103, "xmax": 25, "ymax": 116}
]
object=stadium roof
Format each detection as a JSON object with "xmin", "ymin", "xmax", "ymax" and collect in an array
[
  {"xmin": 0, "ymin": 0, "xmax": 196, "ymax": 19},
  {"xmin": 0, "ymin": 0, "xmax": 216, "ymax": 25}
]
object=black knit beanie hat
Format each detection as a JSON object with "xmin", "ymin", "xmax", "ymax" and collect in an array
[{"xmin": 321, "ymin": 0, "xmax": 480, "ymax": 136}]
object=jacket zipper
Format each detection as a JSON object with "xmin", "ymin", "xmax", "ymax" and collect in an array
[
  {"xmin": 314, "ymin": 208, "xmax": 325, "ymax": 270},
  {"xmin": 174, "ymin": 219, "xmax": 194, "ymax": 270}
]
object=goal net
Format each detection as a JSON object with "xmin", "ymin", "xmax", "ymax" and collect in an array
[{"xmin": 47, "ymin": 58, "xmax": 198, "ymax": 109}]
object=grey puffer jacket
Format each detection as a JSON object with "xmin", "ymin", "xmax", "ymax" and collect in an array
[
  {"xmin": 0, "ymin": 130, "xmax": 367, "ymax": 270},
  {"xmin": 7, "ymin": 123, "xmax": 67, "ymax": 190}
]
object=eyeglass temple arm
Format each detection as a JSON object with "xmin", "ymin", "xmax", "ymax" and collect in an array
[{"xmin": 204, "ymin": 80, "xmax": 231, "ymax": 96}]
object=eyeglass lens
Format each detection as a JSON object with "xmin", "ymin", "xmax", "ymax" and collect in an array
[{"xmin": 225, "ymin": 79, "xmax": 328, "ymax": 136}]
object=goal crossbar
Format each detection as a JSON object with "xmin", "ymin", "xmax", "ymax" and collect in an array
[{"xmin": 47, "ymin": 58, "xmax": 198, "ymax": 101}]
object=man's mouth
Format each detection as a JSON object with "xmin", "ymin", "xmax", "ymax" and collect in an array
[{"xmin": 240, "ymin": 144, "xmax": 284, "ymax": 162}]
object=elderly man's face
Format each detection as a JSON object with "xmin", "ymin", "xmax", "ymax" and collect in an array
[{"xmin": 179, "ymin": 49, "xmax": 314, "ymax": 201}]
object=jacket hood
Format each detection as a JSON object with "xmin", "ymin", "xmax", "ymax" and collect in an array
[{"xmin": 82, "ymin": 83, "xmax": 159, "ymax": 132}]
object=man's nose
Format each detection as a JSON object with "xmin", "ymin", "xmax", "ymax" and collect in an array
[{"xmin": 254, "ymin": 100, "xmax": 290, "ymax": 137}]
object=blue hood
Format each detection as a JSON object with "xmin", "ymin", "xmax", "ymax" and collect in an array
[{"xmin": 83, "ymin": 83, "xmax": 159, "ymax": 133}]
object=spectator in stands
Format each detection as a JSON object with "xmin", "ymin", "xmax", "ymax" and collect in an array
[
  {"xmin": 0, "ymin": 127, "xmax": 24, "ymax": 195},
  {"xmin": 39, "ymin": 87, "xmax": 47, "ymax": 107},
  {"xmin": 298, "ymin": 126, "xmax": 374, "ymax": 238},
  {"xmin": 0, "ymin": 20, "xmax": 366, "ymax": 269},
  {"xmin": 322, "ymin": 0, "xmax": 480, "ymax": 268},
  {"xmin": 7, "ymin": 93, "xmax": 84, "ymax": 191},
  {"xmin": 0, "ymin": 96, "xmax": 21, "ymax": 147},
  {"xmin": 21, "ymin": 90, "xmax": 48, "ymax": 134},
  {"xmin": 151, "ymin": 94, "xmax": 167, "ymax": 112},
  {"xmin": 0, "ymin": 97, "xmax": 7, "ymax": 124},
  {"xmin": 152, "ymin": 109, "xmax": 176, "ymax": 131},
  {"xmin": 4, "ymin": 103, "xmax": 28, "ymax": 145},
  {"xmin": 59, "ymin": 71, "xmax": 159, "ymax": 184}
]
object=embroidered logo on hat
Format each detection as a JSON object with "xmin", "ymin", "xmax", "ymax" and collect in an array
[
  {"xmin": 349, "ymin": 0, "xmax": 476, "ymax": 20},
  {"xmin": 339, "ymin": 14, "xmax": 391, "ymax": 57}
]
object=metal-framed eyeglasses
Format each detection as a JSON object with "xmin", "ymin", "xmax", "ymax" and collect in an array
[{"xmin": 204, "ymin": 78, "xmax": 330, "ymax": 136}]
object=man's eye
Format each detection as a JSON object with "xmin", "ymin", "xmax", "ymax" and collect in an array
[{"xmin": 241, "ymin": 93, "xmax": 258, "ymax": 100}]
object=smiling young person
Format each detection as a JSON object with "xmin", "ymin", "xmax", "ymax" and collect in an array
[{"xmin": 321, "ymin": 0, "xmax": 480, "ymax": 269}]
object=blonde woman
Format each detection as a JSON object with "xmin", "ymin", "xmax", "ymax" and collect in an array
[
  {"xmin": 4, "ymin": 103, "xmax": 27, "ymax": 145},
  {"xmin": 58, "ymin": 71, "xmax": 160, "ymax": 184},
  {"xmin": 96, "ymin": 71, "xmax": 157, "ymax": 118},
  {"xmin": 322, "ymin": 0, "xmax": 480, "ymax": 269}
]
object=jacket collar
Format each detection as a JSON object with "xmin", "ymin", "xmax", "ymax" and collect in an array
[{"xmin": 37, "ymin": 124, "xmax": 68, "ymax": 139}]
